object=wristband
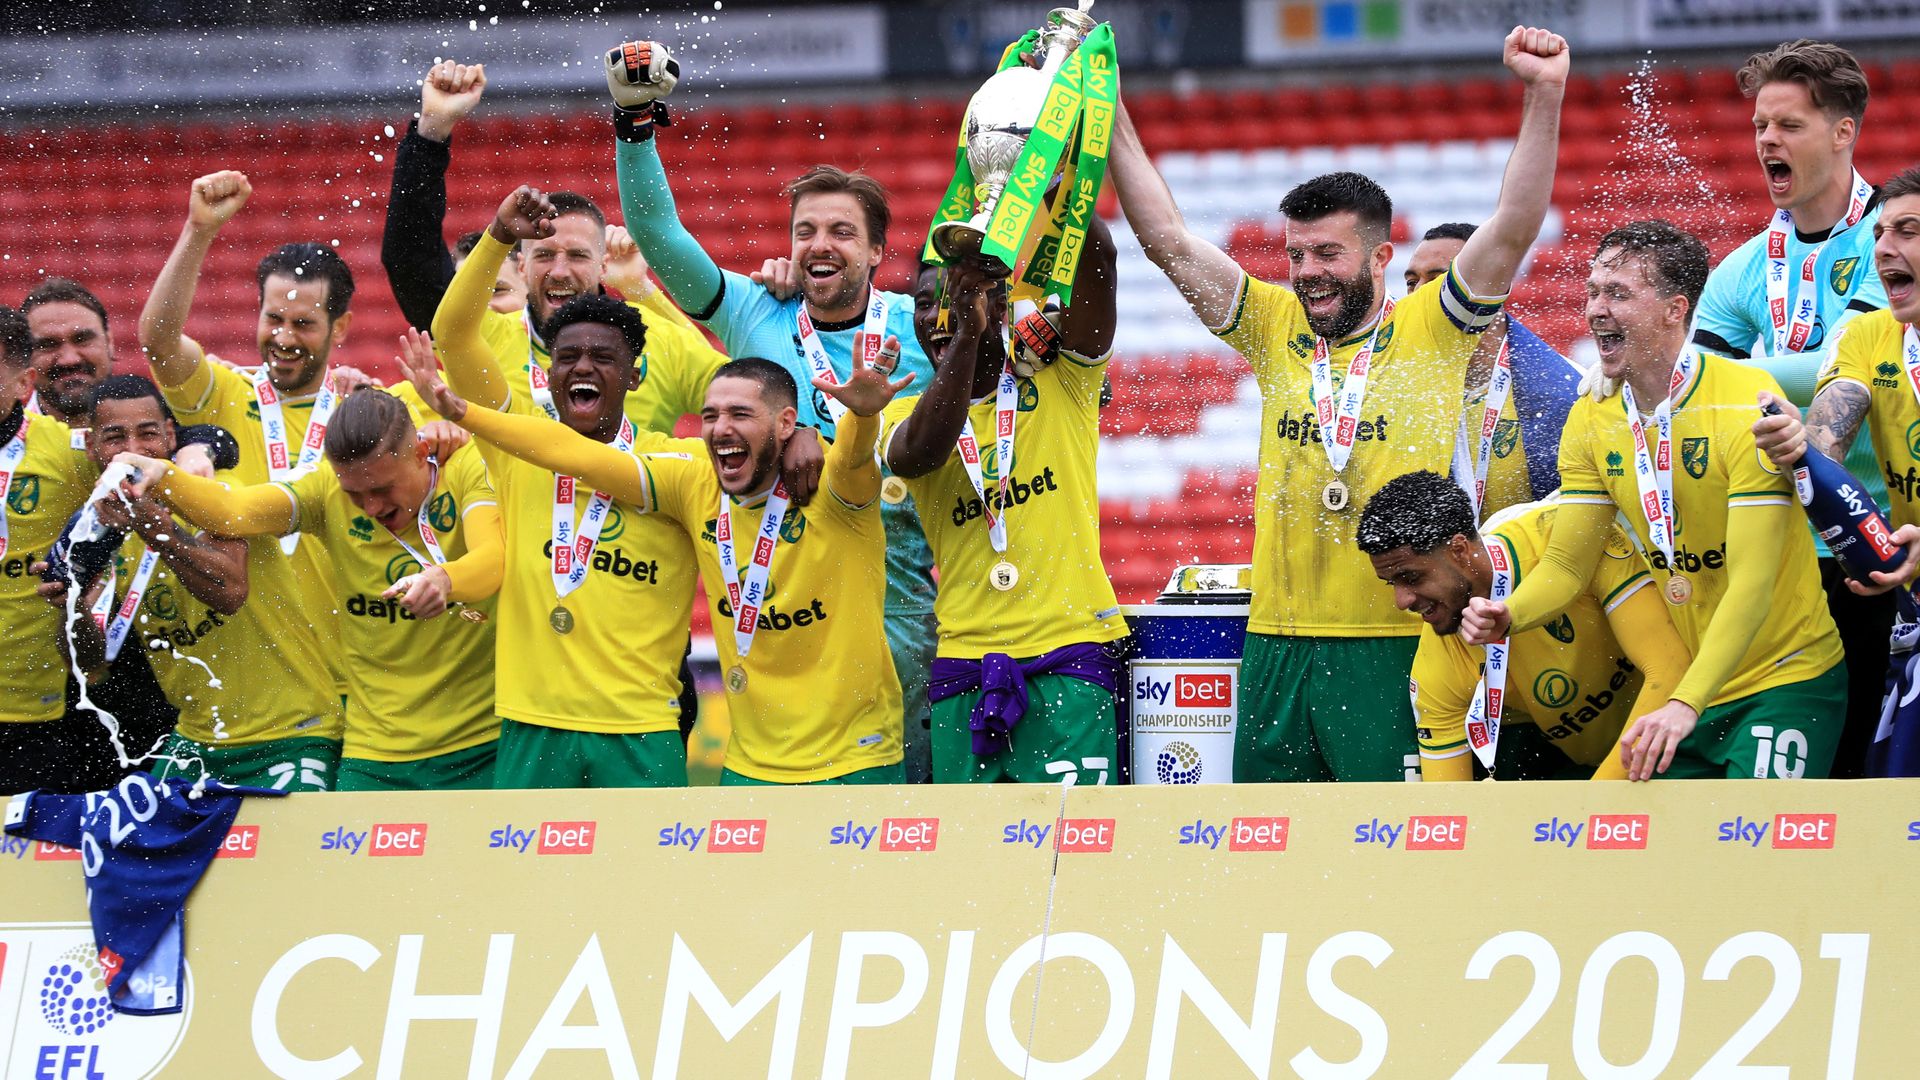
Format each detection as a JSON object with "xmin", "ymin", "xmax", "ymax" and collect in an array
[{"xmin": 613, "ymin": 103, "xmax": 671, "ymax": 143}]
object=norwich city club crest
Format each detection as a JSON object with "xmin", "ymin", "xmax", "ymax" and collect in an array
[
  {"xmin": 7, "ymin": 475, "xmax": 39, "ymax": 514},
  {"xmin": 779, "ymin": 507, "xmax": 807, "ymax": 544},
  {"xmin": 1681, "ymin": 437, "xmax": 1710, "ymax": 480},
  {"xmin": 1544, "ymin": 614, "xmax": 1575, "ymax": 644},
  {"xmin": 1017, "ymin": 380, "xmax": 1040, "ymax": 412},
  {"xmin": 1831, "ymin": 257, "xmax": 1861, "ymax": 296},
  {"xmin": 1492, "ymin": 419, "xmax": 1520, "ymax": 459},
  {"xmin": 428, "ymin": 492, "xmax": 457, "ymax": 532}
]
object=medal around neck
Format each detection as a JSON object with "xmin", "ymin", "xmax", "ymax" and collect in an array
[
  {"xmin": 549, "ymin": 605, "xmax": 574, "ymax": 634},
  {"xmin": 726, "ymin": 665, "xmax": 748, "ymax": 694},
  {"xmin": 1321, "ymin": 479, "xmax": 1350, "ymax": 512},
  {"xmin": 990, "ymin": 560, "xmax": 1020, "ymax": 591},
  {"xmin": 1664, "ymin": 574, "xmax": 1692, "ymax": 605}
]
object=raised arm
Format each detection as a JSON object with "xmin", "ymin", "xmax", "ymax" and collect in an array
[
  {"xmin": 139, "ymin": 171, "xmax": 251, "ymax": 390},
  {"xmin": 886, "ymin": 259, "xmax": 997, "ymax": 478},
  {"xmin": 382, "ymin": 61, "xmax": 487, "ymax": 330},
  {"xmin": 430, "ymin": 190, "xmax": 546, "ymax": 410},
  {"xmin": 128, "ymin": 458, "xmax": 299, "ymax": 539},
  {"xmin": 1451, "ymin": 27, "xmax": 1568, "ymax": 299},
  {"xmin": 607, "ymin": 41, "xmax": 727, "ymax": 319},
  {"xmin": 95, "ymin": 484, "xmax": 251, "ymax": 616},
  {"xmin": 1107, "ymin": 99, "xmax": 1244, "ymax": 329},
  {"xmin": 1056, "ymin": 213, "xmax": 1117, "ymax": 358}
]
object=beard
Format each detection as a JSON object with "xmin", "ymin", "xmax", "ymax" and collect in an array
[{"xmin": 1300, "ymin": 272, "xmax": 1377, "ymax": 342}]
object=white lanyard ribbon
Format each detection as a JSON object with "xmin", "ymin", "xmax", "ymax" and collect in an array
[
  {"xmin": 255, "ymin": 370, "xmax": 337, "ymax": 555},
  {"xmin": 1902, "ymin": 324, "xmax": 1920, "ymax": 409},
  {"xmin": 1619, "ymin": 348, "xmax": 1698, "ymax": 568},
  {"xmin": 1465, "ymin": 537, "xmax": 1513, "ymax": 771},
  {"xmin": 1309, "ymin": 299, "xmax": 1395, "ymax": 475},
  {"xmin": 92, "ymin": 547, "xmax": 162, "ymax": 663},
  {"xmin": 796, "ymin": 291, "xmax": 889, "ymax": 425},
  {"xmin": 954, "ymin": 364, "xmax": 1019, "ymax": 555},
  {"xmin": 550, "ymin": 417, "xmax": 634, "ymax": 600},
  {"xmin": 0, "ymin": 414, "xmax": 28, "ymax": 563},
  {"xmin": 1766, "ymin": 170, "xmax": 1873, "ymax": 355},
  {"xmin": 524, "ymin": 310, "xmax": 560, "ymax": 422},
  {"xmin": 714, "ymin": 479, "xmax": 792, "ymax": 659},
  {"xmin": 386, "ymin": 459, "xmax": 448, "ymax": 569},
  {"xmin": 1451, "ymin": 335, "xmax": 1514, "ymax": 520}
]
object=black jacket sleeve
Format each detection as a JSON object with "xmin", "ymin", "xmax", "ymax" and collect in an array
[{"xmin": 381, "ymin": 120, "xmax": 459, "ymax": 332}]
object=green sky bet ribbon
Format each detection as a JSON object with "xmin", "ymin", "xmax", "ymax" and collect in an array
[
  {"xmin": 980, "ymin": 44, "xmax": 1085, "ymax": 273},
  {"xmin": 1023, "ymin": 24, "xmax": 1117, "ymax": 305}
]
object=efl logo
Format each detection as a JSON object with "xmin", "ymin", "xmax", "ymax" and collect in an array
[
  {"xmin": 877, "ymin": 817, "xmax": 939, "ymax": 852},
  {"xmin": 1406, "ymin": 815, "xmax": 1467, "ymax": 851},
  {"xmin": 1586, "ymin": 814, "xmax": 1649, "ymax": 850},
  {"xmin": 1773, "ymin": 813, "xmax": 1836, "ymax": 849},
  {"xmin": 708, "ymin": 819, "xmax": 767, "ymax": 853},
  {"xmin": 34, "ymin": 841, "xmax": 79, "ymax": 862},
  {"xmin": 369, "ymin": 823, "xmax": 427, "ymax": 857},
  {"xmin": 1227, "ymin": 816, "xmax": 1289, "ymax": 852},
  {"xmin": 1175, "ymin": 673, "xmax": 1233, "ymax": 709},
  {"xmin": 538, "ymin": 820, "xmax": 596, "ymax": 855},
  {"xmin": 217, "ymin": 825, "xmax": 260, "ymax": 859},
  {"xmin": 1056, "ymin": 817, "xmax": 1115, "ymax": 853}
]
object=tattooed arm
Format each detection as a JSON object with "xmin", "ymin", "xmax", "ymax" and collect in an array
[{"xmin": 1751, "ymin": 381, "xmax": 1869, "ymax": 468}]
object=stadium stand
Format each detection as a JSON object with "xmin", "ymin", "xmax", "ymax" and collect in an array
[{"xmin": 5, "ymin": 59, "xmax": 1915, "ymax": 603}]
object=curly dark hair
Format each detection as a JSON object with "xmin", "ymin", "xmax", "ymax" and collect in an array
[{"xmin": 543, "ymin": 294, "xmax": 648, "ymax": 362}]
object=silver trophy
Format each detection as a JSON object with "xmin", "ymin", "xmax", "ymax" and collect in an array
[{"xmin": 928, "ymin": 2, "xmax": 1099, "ymax": 268}]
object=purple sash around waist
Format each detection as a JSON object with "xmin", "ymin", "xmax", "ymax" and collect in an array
[{"xmin": 928, "ymin": 642, "xmax": 1120, "ymax": 756}]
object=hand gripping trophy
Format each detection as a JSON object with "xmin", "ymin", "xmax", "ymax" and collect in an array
[{"xmin": 923, "ymin": 1, "xmax": 1118, "ymax": 376}]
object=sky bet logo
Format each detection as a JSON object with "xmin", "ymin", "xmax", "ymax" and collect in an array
[
  {"xmin": 1717, "ymin": 813, "xmax": 1837, "ymax": 848},
  {"xmin": 1533, "ymin": 814, "xmax": 1649, "ymax": 849},
  {"xmin": 1000, "ymin": 817, "xmax": 1115, "ymax": 851},
  {"xmin": 488, "ymin": 820, "xmax": 596, "ymax": 855},
  {"xmin": 1136, "ymin": 672, "xmax": 1234, "ymax": 709},
  {"xmin": 657, "ymin": 819, "xmax": 768, "ymax": 852},
  {"xmin": 1355, "ymin": 815, "xmax": 1467, "ymax": 850},
  {"xmin": 1177, "ymin": 816, "xmax": 1290, "ymax": 851},
  {"xmin": 320, "ymin": 823, "xmax": 426, "ymax": 857},
  {"xmin": 828, "ymin": 817, "xmax": 940, "ymax": 852}
]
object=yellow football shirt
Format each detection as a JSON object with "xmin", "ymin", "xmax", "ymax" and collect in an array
[
  {"xmin": 476, "ymin": 292, "xmax": 727, "ymax": 436},
  {"xmin": 640, "ymin": 434, "xmax": 902, "ymax": 782},
  {"xmin": 279, "ymin": 444, "xmax": 500, "ymax": 761},
  {"xmin": 1558, "ymin": 353, "xmax": 1842, "ymax": 704},
  {"xmin": 1411, "ymin": 503, "xmax": 1654, "ymax": 773},
  {"xmin": 879, "ymin": 351, "xmax": 1127, "ymax": 659},
  {"xmin": 157, "ymin": 356, "xmax": 345, "ymax": 691},
  {"xmin": 1215, "ymin": 268, "xmax": 1506, "ymax": 637},
  {"xmin": 1, "ymin": 412, "xmax": 91, "ymax": 722},
  {"xmin": 481, "ymin": 391, "xmax": 697, "ymax": 734},
  {"xmin": 1817, "ymin": 308, "xmax": 1920, "ymax": 528},
  {"xmin": 111, "ymin": 513, "xmax": 339, "ymax": 747}
]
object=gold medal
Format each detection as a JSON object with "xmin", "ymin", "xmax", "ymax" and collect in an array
[
  {"xmin": 1322, "ymin": 478, "xmax": 1351, "ymax": 512},
  {"xmin": 1664, "ymin": 574, "xmax": 1692, "ymax": 605},
  {"xmin": 549, "ymin": 605, "xmax": 575, "ymax": 634},
  {"xmin": 726, "ymin": 665, "xmax": 748, "ymax": 694},
  {"xmin": 989, "ymin": 560, "xmax": 1020, "ymax": 592},
  {"xmin": 881, "ymin": 476, "xmax": 908, "ymax": 505},
  {"xmin": 458, "ymin": 607, "xmax": 488, "ymax": 624}
]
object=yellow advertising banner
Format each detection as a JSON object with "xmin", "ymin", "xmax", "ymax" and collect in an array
[{"xmin": 3, "ymin": 779, "xmax": 1917, "ymax": 1078}]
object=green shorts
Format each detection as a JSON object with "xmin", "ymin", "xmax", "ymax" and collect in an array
[
  {"xmin": 335, "ymin": 741, "xmax": 498, "ymax": 792},
  {"xmin": 1662, "ymin": 663, "xmax": 1847, "ymax": 779},
  {"xmin": 719, "ymin": 762, "xmax": 905, "ymax": 786},
  {"xmin": 152, "ymin": 733, "xmax": 342, "ymax": 792},
  {"xmin": 493, "ymin": 719, "xmax": 686, "ymax": 789},
  {"xmin": 932, "ymin": 670, "xmax": 1118, "ymax": 785},
  {"xmin": 1236, "ymin": 632, "xmax": 1420, "ymax": 783},
  {"xmin": 887, "ymin": 609, "xmax": 938, "ymax": 785}
]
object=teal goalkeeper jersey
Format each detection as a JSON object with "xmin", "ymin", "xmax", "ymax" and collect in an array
[{"xmin": 1695, "ymin": 199, "xmax": 1891, "ymax": 545}]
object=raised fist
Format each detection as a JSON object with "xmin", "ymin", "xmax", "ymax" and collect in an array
[
  {"xmin": 490, "ymin": 186, "xmax": 558, "ymax": 244},
  {"xmin": 419, "ymin": 60, "xmax": 486, "ymax": 142},
  {"xmin": 1503, "ymin": 25, "xmax": 1569, "ymax": 89},
  {"xmin": 188, "ymin": 171, "xmax": 252, "ymax": 232},
  {"xmin": 605, "ymin": 40, "xmax": 680, "ymax": 111}
]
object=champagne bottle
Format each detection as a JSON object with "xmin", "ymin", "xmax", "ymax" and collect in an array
[{"xmin": 1762, "ymin": 402, "xmax": 1909, "ymax": 581}]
